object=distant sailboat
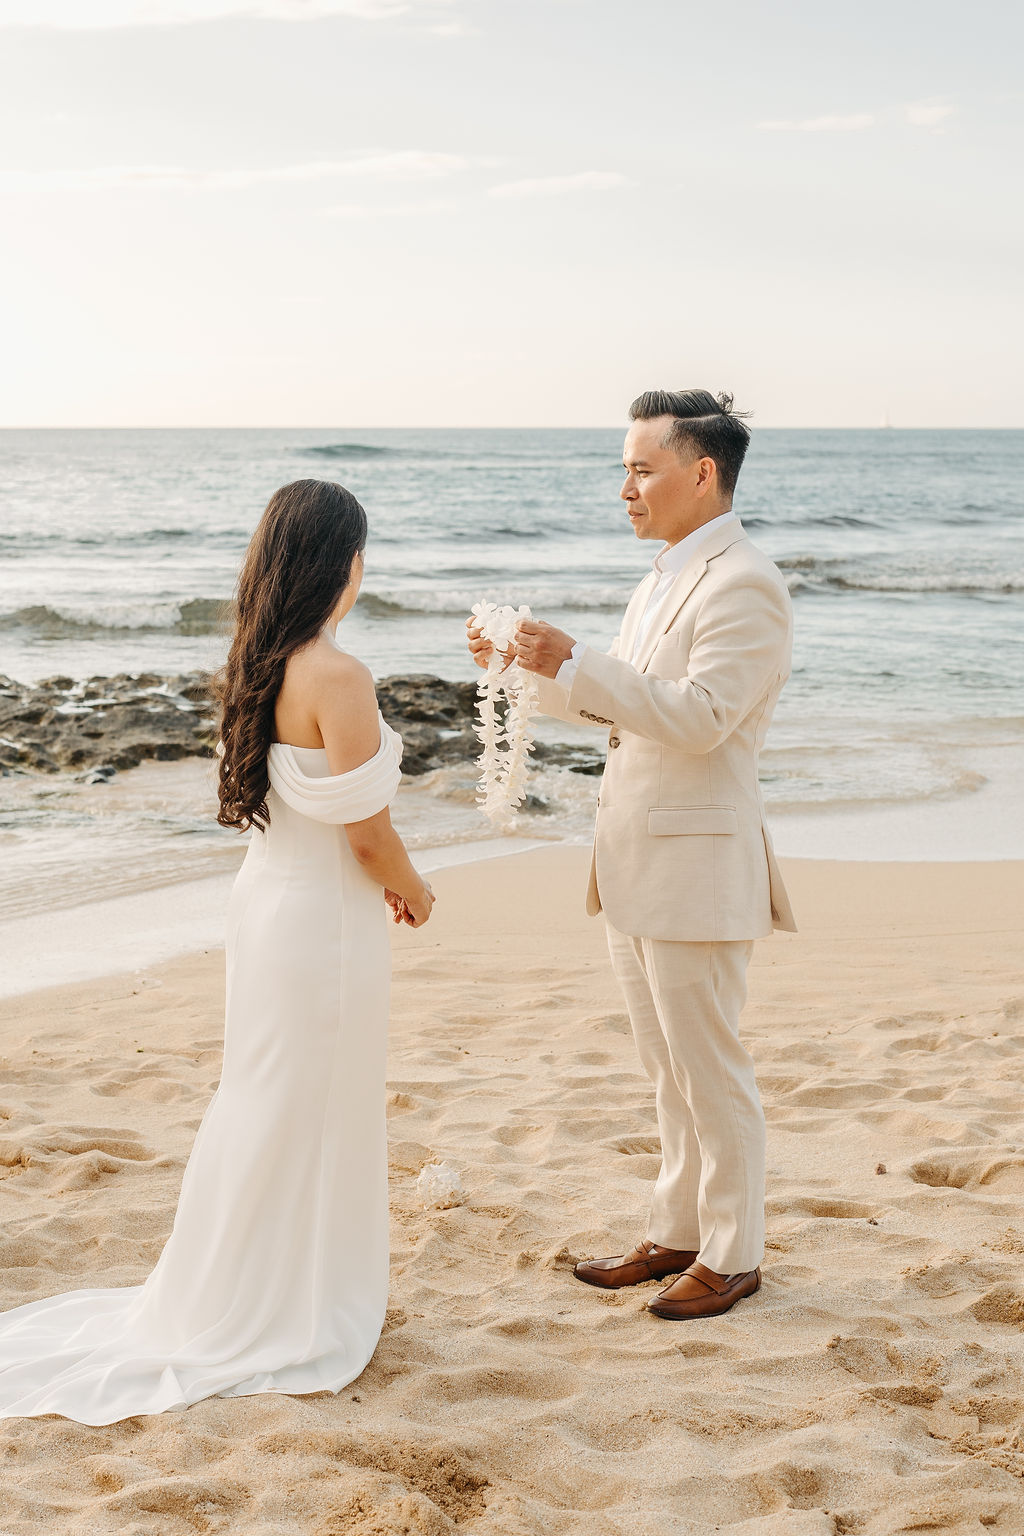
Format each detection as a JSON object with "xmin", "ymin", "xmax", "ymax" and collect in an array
[{"xmin": 880, "ymin": 409, "xmax": 893, "ymax": 429}]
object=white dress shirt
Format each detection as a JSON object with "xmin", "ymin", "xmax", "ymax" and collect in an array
[{"xmin": 554, "ymin": 510, "xmax": 738, "ymax": 690}]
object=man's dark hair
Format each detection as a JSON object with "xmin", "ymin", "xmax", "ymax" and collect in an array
[{"xmin": 628, "ymin": 388, "xmax": 752, "ymax": 498}]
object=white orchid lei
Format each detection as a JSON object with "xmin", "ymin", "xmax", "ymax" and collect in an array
[{"xmin": 470, "ymin": 600, "xmax": 540, "ymax": 828}]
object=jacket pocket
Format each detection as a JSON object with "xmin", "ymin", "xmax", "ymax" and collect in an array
[{"xmin": 648, "ymin": 806, "xmax": 738, "ymax": 836}]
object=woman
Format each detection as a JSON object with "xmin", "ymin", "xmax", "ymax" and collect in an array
[{"xmin": 0, "ymin": 478, "xmax": 432, "ymax": 1424}]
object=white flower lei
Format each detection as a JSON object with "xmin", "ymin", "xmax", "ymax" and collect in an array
[{"xmin": 470, "ymin": 600, "xmax": 539, "ymax": 828}]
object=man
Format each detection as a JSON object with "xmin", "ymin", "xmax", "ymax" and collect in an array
[{"xmin": 467, "ymin": 388, "xmax": 795, "ymax": 1319}]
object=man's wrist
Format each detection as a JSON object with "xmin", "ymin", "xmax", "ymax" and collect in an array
[{"xmin": 554, "ymin": 640, "xmax": 585, "ymax": 689}]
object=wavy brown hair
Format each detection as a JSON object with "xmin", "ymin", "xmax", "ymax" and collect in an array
[{"xmin": 216, "ymin": 478, "xmax": 368, "ymax": 831}]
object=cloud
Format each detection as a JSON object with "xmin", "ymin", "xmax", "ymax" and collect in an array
[
  {"xmin": 488, "ymin": 170, "xmax": 627, "ymax": 200},
  {"xmin": 320, "ymin": 197, "xmax": 454, "ymax": 217},
  {"xmin": 758, "ymin": 114, "xmax": 875, "ymax": 133},
  {"xmin": 2, "ymin": 151, "xmax": 478, "ymax": 190},
  {"xmin": 0, "ymin": 0, "xmax": 458, "ymax": 26},
  {"xmin": 759, "ymin": 102, "xmax": 958, "ymax": 135},
  {"xmin": 905, "ymin": 98, "xmax": 956, "ymax": 129},
  {"xmin": 423, "ymin": 19, "xmax": 476, "ymax": 33}
]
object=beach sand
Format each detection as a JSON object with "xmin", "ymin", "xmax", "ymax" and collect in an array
[{"xmin": 1, "ymin": 847, "xmax": 1023, "ymax": 1535}]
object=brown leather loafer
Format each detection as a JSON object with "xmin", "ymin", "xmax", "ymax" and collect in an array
[
  {"xmin": 646, "ymin": 1261, "xmax": 761, "ymax": 1319},
  {"xmin": 573, "ymin": 1239, "xmax": 698, "ymax": 1290}
]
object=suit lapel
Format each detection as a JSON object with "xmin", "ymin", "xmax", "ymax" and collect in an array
[
  {"xmin": 634, "ymin": 521, "xmax": 749, "ymax": 674},
  {"xmin": 618, "ymin": 568, "xmax": 659, "ymax": 661}
]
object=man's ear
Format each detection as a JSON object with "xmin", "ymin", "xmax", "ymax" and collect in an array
[{"xmin": 694, "ymin": 456, "xmax": 716, "ymax": 496}]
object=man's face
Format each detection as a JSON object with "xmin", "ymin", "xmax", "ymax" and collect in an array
[{"xmin": 620, "ymin": 416, "xmax": 719, "ymax": 545}]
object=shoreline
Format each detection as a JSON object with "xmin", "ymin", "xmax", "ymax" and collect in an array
[
  {"xmin": 0, "ymin": 836, "xmax": 553, "ymax": 1001},
  {"xmin": 2, "ymin": 668, "xmax": 1023, "ymax": 994},
  {"xmin": 2, "ymin": 734, "xmax": 1023, "ymax": 998},
  {"xmin": 3, "ymin": 841, "xmax": 1023, "ymax": 1003}
]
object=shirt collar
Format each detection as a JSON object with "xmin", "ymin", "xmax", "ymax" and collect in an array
[{"xmin": 653, "ymin": 509, "xmax": 738, "ymax": 577}]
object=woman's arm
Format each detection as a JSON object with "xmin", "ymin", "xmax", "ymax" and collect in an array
[
  {"xmin": 343, "ymin": 807, "xmax": 433, "ymax": 926},
  {"xmin": 317, "ymin": 652, "xmax": 435, "ymax": 926}
]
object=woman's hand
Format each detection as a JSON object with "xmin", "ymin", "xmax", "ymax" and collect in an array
[
  {"xmin": 402, "ymin": 879, "xmax": 435, "ymax": 928},
  {"xmin": 385, "ymin": 884, "xmax": 433, "ymax": 926}
]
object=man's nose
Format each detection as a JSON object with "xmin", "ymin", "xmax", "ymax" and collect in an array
[{"xmin": 620, "ymin": 477, "xmax": 636, "ymax": 502}]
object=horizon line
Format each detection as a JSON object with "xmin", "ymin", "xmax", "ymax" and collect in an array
[{"xmin": 1, "ymin": 423, "xmax": 1020, "ymax": 432}]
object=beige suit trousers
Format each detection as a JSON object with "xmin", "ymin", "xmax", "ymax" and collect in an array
[{"xmin": 605, "ymin": 923, "xmax": 765, "ymax": 1274}]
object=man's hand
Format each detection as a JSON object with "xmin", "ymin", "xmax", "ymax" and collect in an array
[
  {"xmin": 515, "ymin": 619, "xmax": 576, "ymax": 679},
  {"xmin": 465, "ymin": 615, "xmax": 514, "ymax": 672}
]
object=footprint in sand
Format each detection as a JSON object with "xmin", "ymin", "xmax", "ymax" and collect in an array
[
  {"xmin": 783, "ymin": 1078, "xmax": 901, "ymax": 1110},
  {"xmin": 610, "ymin": 1134, "xmax": 662, "ymax": 1156},
  {"xmin": 768, "ymin": 1195, "xmax": 879, "ymax": 1221},
  {"xmin": 908, "ymin": 1151, "xmax": 1024, "ymax": 1192},
  {"xmin": 970, "ymin": 1284, "xmax": 1024, "ymax": 1326},
  {"xmin": 0, "ymin": 1125, "xmax": 157, "ymax": 1187},
  {"xmin": 103, "ymin": 1476, "xmax": 247, "ymax": 1528}
]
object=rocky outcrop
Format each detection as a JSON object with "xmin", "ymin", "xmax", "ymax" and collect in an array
[
  {"xmin": 375, "ymin": 675, "xmax": 480, "ymax": 775},
  {"xmin": 0, "ymin": 673, "xmax": 219, "ymax": 775},
  {"xmin": 0, "ymin": 672, "xmax": 605, "ymax": 779}
]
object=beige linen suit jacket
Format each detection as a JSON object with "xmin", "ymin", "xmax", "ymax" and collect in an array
[{"xmin": 533, "ymin": 519, "xmax": 797, "ymax": 942}]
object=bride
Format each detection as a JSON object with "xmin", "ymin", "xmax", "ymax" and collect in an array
[{"xmin": 0, "ymin": 478, "xmax": 433, "ymax": 1425}]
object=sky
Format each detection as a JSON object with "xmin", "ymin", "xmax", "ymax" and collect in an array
[{"xmin": 0, "ymin": 0, "xmax": 1020, "ymax": 428}]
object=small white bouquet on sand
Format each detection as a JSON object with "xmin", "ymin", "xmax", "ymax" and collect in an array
[{"xmin": 470, "ymin": 601, "xmax": 539, "ymax": 829}]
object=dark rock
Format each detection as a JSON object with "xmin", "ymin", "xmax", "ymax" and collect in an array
[
  {"xmin": 376, "ymin": 674, "xmax": 478, "ymax": 725},
  {"xmin": 372, "ymin": 675, "xmax": 484, "ymax": 776},
  {"xmin": 0, "ymin": 671, "xmax": 221, "ymax": 775},
  {"xmin": 531, "ymin": 740, "xmax": 606, "ymax": 776},
  {"xmin": 0, "ymin": 667, "xmax": 602, "ymax": 782}
]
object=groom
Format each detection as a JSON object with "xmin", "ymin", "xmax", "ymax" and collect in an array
[{"xmin": 468, "ymin": 388, "xmax": 795, "ymax": 1319}]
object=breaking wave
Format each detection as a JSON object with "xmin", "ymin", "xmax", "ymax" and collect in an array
[
  {"xmin": 0, "ymin": 599, "xmax": 233, "ymax": 637},
  {"xmin": 780, "ymin": 557, "xmax": 1024, "ymax": 596},
  {"xmin": 357, "ymin": 586, "xmax": 633, "ymax": 618}
]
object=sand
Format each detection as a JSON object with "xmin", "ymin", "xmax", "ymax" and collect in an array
[{"xmin": 1, "ymin": 847, "xmax": 1023, "ymax": 1535}]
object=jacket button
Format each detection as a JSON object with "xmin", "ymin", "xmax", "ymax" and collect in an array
[{"xmin": 608, "ymin": 736, "xmax": 620, "ymax": 749}]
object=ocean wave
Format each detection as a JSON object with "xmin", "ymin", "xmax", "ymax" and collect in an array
[
  {"xmin": 810, "ymin": 513, "xmax": 884, "ymax": 529},
  {"xmin": 302, "ymin": 442, "xmax": 395, "ymax": 458},
  {"xmin": 446, "ymin": 524, "xmax": 549, "ymax": 540},
  {"xmin": 744, "ymin": 511, "xmax": 883, "ymax": 531},
  {"xmin": 357, "ymin": 585, "xmax": 633, "ymax": 619},
  {"xmin": 781, "ymin": 557, "xmax": 1024, "ymax": 597},
  {"xmin": 0, "ymin": 527, "xmax": 248, "ymax": 551},
  {"xmin": 0, "ymin": 598, "xmax": 232, "ymax": 638},
  {"xmin": 300, "ymin": 441, "xmax": 622, "ymax": 467}
]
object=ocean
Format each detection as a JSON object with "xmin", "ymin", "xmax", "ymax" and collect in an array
[{"xmin": 1, "ymin": 427, "xmax": 1022, "ymax": 939}]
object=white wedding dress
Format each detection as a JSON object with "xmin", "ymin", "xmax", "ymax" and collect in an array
[{"xmin": 0, "ymin": 712, "xmax": 403, "ymax": 1425}]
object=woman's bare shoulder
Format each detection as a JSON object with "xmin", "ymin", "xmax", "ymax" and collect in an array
[
  {"xmin": 296, "ymin": 639, "xmax": 376, "ymax": 735},
  {"xmin": 287, "ymin": 633, "xmax": 371, "ymax": 689},
  {"xmin": 310, "ymin": 639, "xmax": 380, "ymax": 768},
  {"xmin": 312, "ymin": 637, "xmax": 373, "ymax": 694},
  {"xmin": 278, "ymin": 636, "xmax": 373, "ymax": 729}
]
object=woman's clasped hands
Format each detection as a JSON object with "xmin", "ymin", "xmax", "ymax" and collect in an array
[{"xmin": 385, "ymin": 881, "xmax": 435, "ymax": 927}]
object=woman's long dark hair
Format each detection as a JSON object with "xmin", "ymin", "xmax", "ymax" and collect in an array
[{"xmin": 216, "ymin": 478, "xmax": 367, "ymax": 831}]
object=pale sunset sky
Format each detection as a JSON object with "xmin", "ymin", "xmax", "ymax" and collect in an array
[{"xmin": 0, "ymin": 0, "xmax": 1020, "ymax": 427}]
